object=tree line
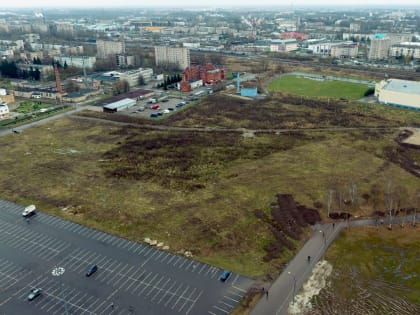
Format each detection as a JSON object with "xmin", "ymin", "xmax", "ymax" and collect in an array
[{"xmin": 0, "ymin": 60, "xmax": 41, "ymax": 81}]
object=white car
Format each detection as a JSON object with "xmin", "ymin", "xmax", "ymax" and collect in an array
[
  {"xmin": 162, "ymin": 109, "xmax": 170, "ymax": 114},
  {"xmin": 22, "ymin": 205, "xmax": 36, "ymax": 217}
]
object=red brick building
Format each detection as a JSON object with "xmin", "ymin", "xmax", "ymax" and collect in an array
[{"xmin": 180, "ymin": 64, "xmax": 225, "ymax": 92}]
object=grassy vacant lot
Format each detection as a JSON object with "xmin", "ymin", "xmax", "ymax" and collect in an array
[
  {"xmin": 267, "ymin": 75, "xmax": 370, "ymax": 100},
  {"xmin": 312, "ymin": 226, "xmax": 420, "ymax": 313},
  {"xmin": 1, "ymin": 93, "xmax": 420, "ymax": 278}
]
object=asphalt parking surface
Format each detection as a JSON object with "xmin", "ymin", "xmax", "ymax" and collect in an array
[{"xmin": 0, "ymin": 199, "xmax": 254, "ymax": 315}]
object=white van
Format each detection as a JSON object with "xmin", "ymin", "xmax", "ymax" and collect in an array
[{"xmin": 22, "ymin": 205, "xmax": 36, "ymax": 217}]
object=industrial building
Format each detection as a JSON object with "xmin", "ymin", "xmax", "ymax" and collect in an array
[
  {"xmin": 375, "ymin": 79, "xmax": 420, "ymax": 110},
  {"xmin": 154, "ymin": 46, "xmax": 190, "ymax": 70},
  {"xmin": 103, "ymin": 98, "xmax": 136, "ymax": 113},
  {"xmin": 269, "ymin": 39, "xmax": 298, "ymax": 52}
]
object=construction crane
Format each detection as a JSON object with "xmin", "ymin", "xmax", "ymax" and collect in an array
[{"xmin": 54, "ymin": 64, "xmax": 62, "ymax": 102}]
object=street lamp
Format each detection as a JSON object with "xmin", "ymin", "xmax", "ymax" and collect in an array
[{"xmin": 287, "ymin": 271, "xmax": 296, "ymax": 305}]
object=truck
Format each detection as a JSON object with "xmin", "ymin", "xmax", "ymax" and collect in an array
[{"xmin": 22, "ymin": 205, "xmax": 36, "ymax": 217}]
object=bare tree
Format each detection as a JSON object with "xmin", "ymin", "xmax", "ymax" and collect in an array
[
  {"xmin": 326, "ymin": 189, "xmax": 334, "ymax": 218},
  {"xmin": 384, "ymin": 179, "xmax": 393, "ymax": 228}
]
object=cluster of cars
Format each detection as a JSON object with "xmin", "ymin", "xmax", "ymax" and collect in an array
[{"xmin": 149, "ymin": 102, "xmax": 186, "ymax": 118}]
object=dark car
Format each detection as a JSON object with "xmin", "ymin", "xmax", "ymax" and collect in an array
[
  {"xmin": 28, "ymin": 288, "xmax": 42, "ymax": 301},
  {"xmin": 86, "ymin": 264, "xmax": 98, "ymax": 277},
  {"xmin": 150, "ymin": 113, "xmax": 159, "ymax": 118},
  {"xmin": 219, "ymin": 270, "xmax": 231, "ymax": 282}
]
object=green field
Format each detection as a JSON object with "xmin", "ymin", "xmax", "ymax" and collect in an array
[
  {"xmin": 267, "ymin": 75, "xmax": 370, "ymax": 100},
  {"xmin": 312, "ymin": 227, "xmax": 420, "ymax": 313}
]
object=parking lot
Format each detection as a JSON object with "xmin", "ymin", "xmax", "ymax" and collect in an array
[{"xmin": 0, "ymin": 199, "xmax": 254, "ymax": 314}]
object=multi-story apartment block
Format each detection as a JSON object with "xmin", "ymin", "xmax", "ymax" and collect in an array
[
  {"xmin": 330, "ymin": 42, "xmax": 359, "ymax": 58},
  {"xmin": 368, "ymin": 34, "xmax": 391, "ymax": 60},
  {"xmin": 154, "ymin": 46, "xmax": 190, "ymax": 70},
  {"xmin": 96, "ymin": 40, "xmax": 125, "ymax": 59},
  {"xmin": 389, "ymin": 42, "xmax": 420, "ymax": 60}
]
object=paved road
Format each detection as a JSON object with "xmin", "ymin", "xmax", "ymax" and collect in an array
[
  {"xmin": 0, "ymin": 199, "xmax": 253, "ymax": 315},
  {"xmin": 251, "ymin": 214, "xmax": 417, "ymax": 315}
]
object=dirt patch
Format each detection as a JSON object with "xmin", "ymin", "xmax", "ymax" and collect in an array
[
  {"xmin": 399, "ymin": 128, "xmax": 420, "ymax": 148},
  {"xmin": 254, "ymin": 194, "xmax": 321, "ymax": 262}
]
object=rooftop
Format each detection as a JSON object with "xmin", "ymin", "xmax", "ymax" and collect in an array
[{"xmin": 383, "ymin": 79, "xmax": 420, "ymax": 96}]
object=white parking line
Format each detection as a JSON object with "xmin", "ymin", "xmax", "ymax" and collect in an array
[
  {"xmin": 171, "ymin": 285, "xmax": 189, "ymax": 309},
  {"xmin": 157, "ymin": 280, "xmax": 177, "ymax": 304},
  {"xmin": 213, "ymin": 305, "xmax": 229, "ymax": 314},
  {"xmin": 139, "ymin": 273, "xmax": 158, "ymax": 295},
  {"xmin": 151, "ymin": 277, "xmax": 171, "ymax": 301},
  {"xmin": 164, "ymin": 282, "xmax": 183, "ymax": 307},
  {"xmin": 146, "ymin": 274, "xmax": 165, "ymax": 296},
  {"xmin": 186, "ymin": 290, "xmax": 203, "ymax": 315},
  {"xmin": 159, "ymin": 252, "xmax": 171, "ymax": 263},
  {"xmin": 197, "ymin": 264, "xmax": 207, "ymax": 274},
  {"xmin": 179, "ymin": 287, "xmax": 196, "ymax": 312}
]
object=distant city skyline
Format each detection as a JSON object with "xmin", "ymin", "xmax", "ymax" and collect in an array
[{"xmin": 2, "ymin": 0, "xmax": 420, "ymax": 9}]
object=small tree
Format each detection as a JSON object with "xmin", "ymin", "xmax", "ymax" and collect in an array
[{"xmin": 137, "ymin": 74, "xmax": 145, "ymax": 86}]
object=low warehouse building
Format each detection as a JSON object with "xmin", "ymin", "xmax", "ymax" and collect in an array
[
  {"xmin": 375, "ymin": 79, "xmax": 420, "ymax": 110},
  {"xmin": 103, "ymin": 98, "xmax": 136, "ymax": 113}
]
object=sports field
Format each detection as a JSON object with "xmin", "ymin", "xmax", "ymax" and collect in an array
[{"xmin": 268, "ymin": 75, "xmax": 370, "ymax": 100}]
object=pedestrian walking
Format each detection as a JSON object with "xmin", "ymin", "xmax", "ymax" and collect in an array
[
  {"xmin": 26, "ymin": 218, "xmax": 30, "ymax": 224},
  {"xmin": 265, "ymin": 290, "xmax": 268, "ymax": 299},
  {"xmin": 332, "ymin": 223, "xmax": 335, "ymax": 230},
  {"xmin": 110, "ymin": 302, "xmax": 114, "ymax": 309}
]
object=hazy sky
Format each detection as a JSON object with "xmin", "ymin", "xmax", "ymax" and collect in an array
[{"xmin": 3, "ymin": 0, "xmax": 420, "ymax": 8}]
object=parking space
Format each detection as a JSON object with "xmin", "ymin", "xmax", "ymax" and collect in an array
[
  {"xmin": 125, "ymin": 95, "xmax": 187, "ymax": 119},
  {"xmin": 0, "ymin": 199, "xmax": 254, "ymax": 314}
]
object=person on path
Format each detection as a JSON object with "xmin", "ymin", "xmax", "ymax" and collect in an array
[
  {"xmin": 265, "ymin": 290, "xmax": 268, "ymax": 299},
  {"xmin": 332, "ymin": 223, "xmax": 335, "ymax": 229}
]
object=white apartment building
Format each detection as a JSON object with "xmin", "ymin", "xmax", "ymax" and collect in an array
[
  {"xmin": 330, "ymin": 42, "xmax": 359, "ymax": 58},
  {"xmin": 96, "ymin": 40, "xmax": 125, "ymax": 59},
  {"xmin": 55, "ymin": 56, "xmax": 97, "ymax": 69},
  {"xmin": 154, "ymin": 46, "xmax": 190, "ymax": 70},
  {"xmin": 120, "ymin": 68, "xmax": 153, "ymax": 87},
  {"xmin": 389, "ymin": 42, "xmax": 420, "ymax": 60},
  {"xmin": 368, "ymin": 35, "xmax": 391, "ymax": 60}
]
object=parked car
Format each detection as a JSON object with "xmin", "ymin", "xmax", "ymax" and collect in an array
[
  {"xmin": 150, "ymin": 113, "xmax": 159, "ymax": 118},
  {"xmin": 167, "ymin": 107, "xmax": 174, "ymax": 111},
  {"xmin": 219, "ymin": 270, "xmax": 231, "ymax": 282},
  {"xmin": 28, "ymin": 288, "xmax": 42, "ymax": 301},
  {"xmin": 162, "ymin": 109, "xmax": 170, "ymax": 114},
  {"xmin": 151, "ymin": 104, "xmax": 160, "ymax": 110},
  {"xmin": 85, "ymin": 264, "xmax": 98, "ymax": 277},
  {"xmin": 22, "ymin": 205, "xmax": 36, "ymax": 217}
]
